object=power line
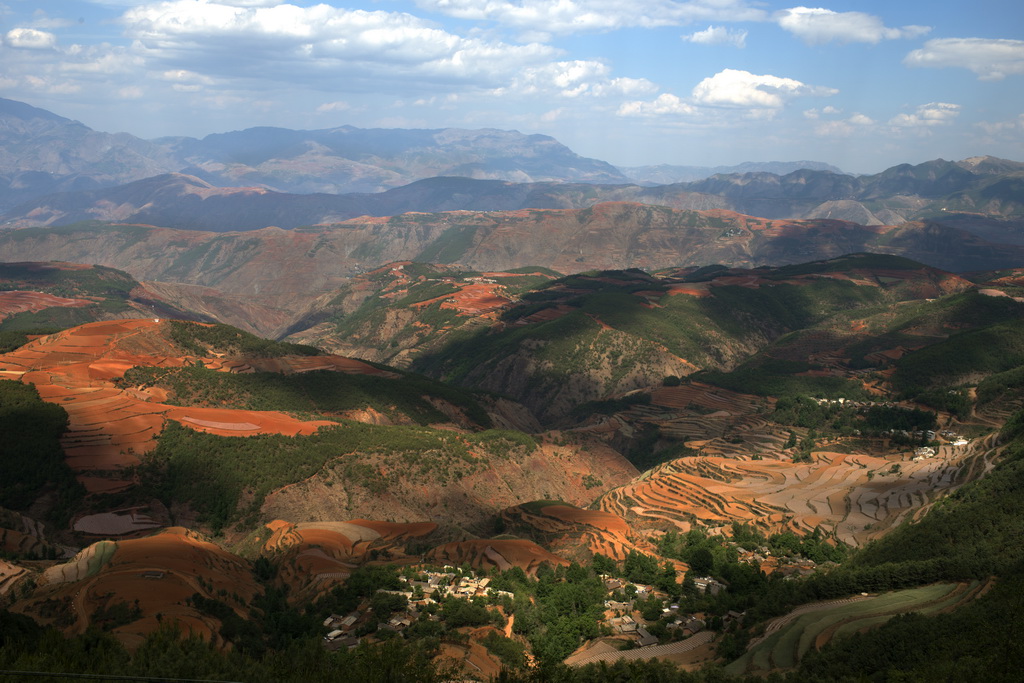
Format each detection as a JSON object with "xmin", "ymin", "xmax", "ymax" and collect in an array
[{"xmin": 0, "ymin": 671, "xmax": 245, "ymax": 683}]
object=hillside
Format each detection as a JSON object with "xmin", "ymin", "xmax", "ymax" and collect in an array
[
  {"xmin": 1, "ymin": 253, "xmax": 1024, "ymax": 679},
  {"xmin": 3, "ymin": 206, "xmax": 1024, "ymax": 341},
  {"xmin": 397, "ymin": 256, "xmax": 979, "ymax": 423},
  {"xmin": 0, "ymin": 261, "xmax": 213, "ymax": 339},
  {"xmin": 4, "ymin": 152, "xmax": 1024, "ymax": 237}
]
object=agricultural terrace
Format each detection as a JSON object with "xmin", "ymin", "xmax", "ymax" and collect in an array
[
  {"xmin": 501, "ymin": 502, "xmax": 640, "ymax": 562},
  {"xmin": 425, "ymin": 539, "xmax": 569, "ymax": 575},
  {"xmin": 263, "ymin": 519, "xmax": 437, "ymax": 598},
  {"xmin": 600, "ymin": 437, "xmax": 995, "ymax": 545},
  {"xmin": 20, "ymin": 527, "xmax": 262, "ymax": 650},
  {"xmin": 0, "ymin": 319, "xmax": 384, "ymax": 493},
  {"xmin": 727, "ymin": 580, "xmax": 990, "ymax": 676}
]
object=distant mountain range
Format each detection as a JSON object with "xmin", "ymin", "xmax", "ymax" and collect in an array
[
  {"xmin": 2, "ymin": 96, "xmax": 847, "ymax": 208},
  {"xmin": 619, "ymin": 160, "xmax": 846, "ymax": 184},
  {"xmin": 0, "ymin": 96, "xmax": 627, "ymax": 206},
  {"xmin": 3, "ymin": 156, "xmax": 1024, "ymax": 243}
]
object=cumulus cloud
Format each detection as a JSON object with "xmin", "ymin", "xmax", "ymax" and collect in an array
[
  {"xmin": 411, "ymin": 0, "xmax": 766, "ymax": 36},
  {"xmin": 493, "ymin": 59, "xmax": 655, "ymax": 98},
  {"xmin": 617, "ymin": 93, "xmax": 695, "ymax": 117},
  {"xmin": 4, "ymin": 27, "xmax": 57, "ymax": 49},
  {"xmin": 905, "ymin": 38, "xmax": 1024, "ymax": 81},
  {"xmin": 813, "ymin": 112, "xmax": 873, "ymax": 137},
  {"xmin": 776, "ymin": 7, "xmax": 930, "ymax": 45},
  {"xmin": 691, "ymin": 68, "xmax": 837, "ymax": 108},
  {"xmin": 682, "ymin": 25, "xmax": 747, "ymax": 48},
  {"xmin": 888, "ymin": 102, "xmax": 960, "ymax": 127},
  {"xmin": 115, "ymin": 0, "xmax": 580, "ymax": 94}
]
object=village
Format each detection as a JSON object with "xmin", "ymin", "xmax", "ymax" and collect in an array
[{"xmin": 317, "ymin": 563, "xmax": 751, "ymax": 664}]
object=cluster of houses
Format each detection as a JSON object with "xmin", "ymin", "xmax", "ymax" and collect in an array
[
  {"xmin": 600, "ymin": 576, "xmax": 713, "ymax": 649},
  {"xmin": 321, "ymin": 568, "xmax": 514, "ymax": 650},
  {"xmin": 322, "ymin": 566, "xmax": 732, "ymax": 653}
]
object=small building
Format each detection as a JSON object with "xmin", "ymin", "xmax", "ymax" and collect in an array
[{"xmin": 635, "ymin": 628, "xmax": 658, "ymax": 647}]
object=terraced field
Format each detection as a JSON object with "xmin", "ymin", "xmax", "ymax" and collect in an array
[
  {"xmin": 727, "ymin": 580, "xmax": 989, "ymax": 676},
  {"xmin": 599, "ymin": 443, "xmax": 989, "ymax": 544},
  {"xmin": 0, "ymin": 290, "xmax": 93, "ymax": 320},
  {"xmin": 500, "ymin": 503, "xmax": 640, "ymax": 561},
  {"xmin": 425, "ymin": 539, "xmax": 569, "ymax": 574},
  {"xmin": 0, "ymin": 319, "xmax": 384, "ymax": 493},
  {"xmin": 264, "ymin": 519, "xmax": 437, "ymax": 595},
  {"xmin": 21, "ymin": 527, "xmax": 263, "ymax": 649}
]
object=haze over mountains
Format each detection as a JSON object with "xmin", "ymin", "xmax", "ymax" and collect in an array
[{"xmin": 2, "ymin": 98, "xmax": 1023, "ymax": 248}]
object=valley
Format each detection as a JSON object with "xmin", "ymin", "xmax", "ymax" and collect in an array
[
  {"xmin": 2, "ymin": 244, "xmax": 1023, "ymax": 681},
  {"xmin": 1, "ymin": 96, "xmax": 1024, "ymax": 681}
]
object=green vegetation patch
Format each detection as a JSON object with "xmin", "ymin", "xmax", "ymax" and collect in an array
[
  {"xmin": 139, "ymin": 418, "xmax": 514, "ymax": 531},
  {"xmin": 119, "ymin": 364, "xmax": 491, "ymax": 428},
  {"xmin": 894, "ymin": 317, "xmax": 1024, "ymax": 395},
  {"xmin": 168, "ymin": 321, "xmax": 322, "ymax": 358},
  {"xmin": 0, "ymin": 262, "xmax": 139, "ymax": 299},
  {"xmin": 0, "ymin": 380, "xmax": 82, "ymax": 524}
]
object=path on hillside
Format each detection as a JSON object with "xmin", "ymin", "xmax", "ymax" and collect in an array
[{"xmin": 569, "ymin": 631, "xmax": 715, "ymax": 667}]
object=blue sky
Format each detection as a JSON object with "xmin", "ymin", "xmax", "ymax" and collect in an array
[{"xmin": 1, "ymin": 1, "xmax": 1022, "ymax": 173}]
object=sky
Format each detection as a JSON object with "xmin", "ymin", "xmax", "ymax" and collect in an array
[{"xmin": 1, "ymin": 1, "xmax": 1022, "ymax": 174}]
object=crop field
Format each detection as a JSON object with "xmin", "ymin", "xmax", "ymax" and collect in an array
[
  {"xmin": 599, "ymin": 442, "xmax": 987, "ymax": 544},
  {"xmin": 264, "ymin": 519, "xmax": 437, "ymax": 592},
  {"xmin": 0, "ymin": 290, "xmax": 93, "ymax": 320},
  {"xmin": 501, "ymin": 503, "xmax": 638, "ymax": 561},
  {"xmin": 24, "ymin": 528, "xmax": 263, "ymax": 648},
  {"xmin": 426, "ymin": 539, "xmax": 569, "ymax": 574},
  {"xmin": 0, "ymin": 318, "xmax": 395, "ymax": 493},
  {"xmin": 726, "ymin": 580, "xmax": 988, "ymax": 676}
]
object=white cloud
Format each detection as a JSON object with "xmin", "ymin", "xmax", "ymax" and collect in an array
[
  {"xmin": 977, "ymin": 114, "xmax": 1024, "ymax": 136},
  {"xmin": 888, "ymin": 102, "xmax": 960, "ymax": 127},
  {"xmin": 316, "ymin": 101, "xmax": 351, "ymax": 113},
  {"xmin": 4, "ymin": 27, "xmax": 57, "ymax": 49},
  {"xmin": 848, "ymin": 113, "xmax": 873, "ymax": 125},
  {"xmin": 541, "ymin": 108, "xmax": 565, "ymax": 122},
  {"xmin": 617, "ymin": 93, "xmax": 695, "ymax": 117},
  {"xmin": 691, "ymin": 68, "xmax": 836, "ymax": 108},
  {"xmin": 682, "ymin": 25, "xmax": 747, "ymax": 48},
  {"xmin": 29, "ymin": 10, "xmax": 75, "ymax": 30},
  {"xmin": 411, "ymin": 0, "xmax": 766, "ymax": 36},
  {"xmin": 117, "ymin": 0, "xmax": 565, "ymax": 92},
  {"xmin": 492, "ymin": 59, "xmax": 654, "ymax": 99},
  {"xmin": 775, "ymin": 7, "xmax": 930, "ymax": 45},
  {"xmin": 905, "ymin": 38, "xmax": 1024, "ymax": 81}
]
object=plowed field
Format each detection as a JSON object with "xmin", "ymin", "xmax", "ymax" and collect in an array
[{"xmin": 0, "ymin": 319, "xmax": 380, "ymax": 493}]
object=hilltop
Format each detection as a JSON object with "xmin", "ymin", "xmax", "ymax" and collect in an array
[{"xmin": 3, "ymin": 205, "xmax": 1024, "ymax": 339}]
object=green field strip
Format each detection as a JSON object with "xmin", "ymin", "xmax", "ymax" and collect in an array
[
  {"xmin": 732, "ymin": 583, "xmax": 963, "ymax": 675},
  {"xmin": 85, "ymin": 540, "xmax": 117, "ymax": 577},
  {"xmin": 830, "ymin": 613, "xmax": 899, "ymax": 642}
]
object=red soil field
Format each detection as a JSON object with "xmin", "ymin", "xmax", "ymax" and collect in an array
[
  {"xmin": 0, "ymin": 290, "xmax": 93, "ymax": 319},
  {"xmin": 264, "ymin": 520, "xmax": 437, "ymax": 588},
  {"xmin": 26, "ymin": 528, "xmax": 261, "ymax": 649},
  {"xmin": 426, "ymin": 539, "xmax": 569, "ymax": 574},
  {"xmin": 0, "ymin": 318, "xmax": 379, "ymax": 493}
]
